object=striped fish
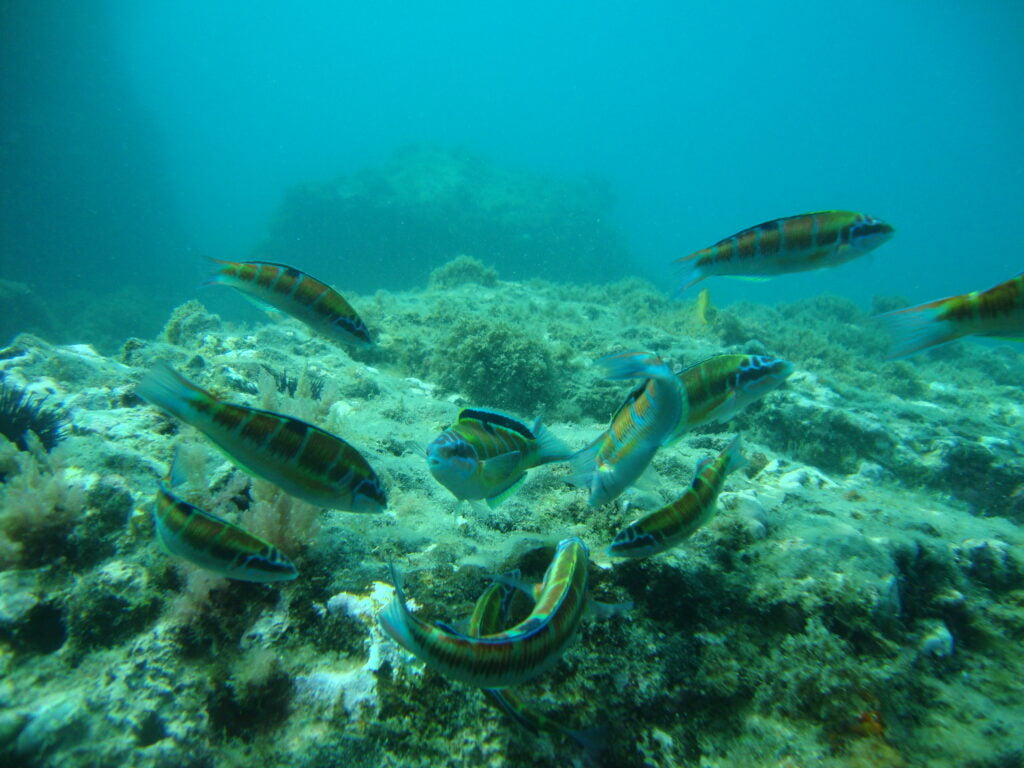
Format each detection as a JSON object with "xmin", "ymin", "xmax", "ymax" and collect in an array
[
  {"xmin": 208, "ymin": 259, "xmax": 372, "ymax": 347},
  {"xmin": 608, "ymin": 436, "xmax": 746, "ymax": 559},
  {"xmin": 670, "ymin": 354, "xmax": 794, "ymax": 442},
  {"xmin": 568, "ymin": 352, "xmax": 687, "ymax": 508},
  {"xmin": 154, "ymin": 451, "xmax": 297, "ymax": 582},
  {"xmin": 676, "ymin": 211, "xmax": 894, "ymax": 291},
  {"xmin": 378, "ymin": 536, "xmax": 590, "ymax": 689},
  {"xmin": 468, "ymin": 580, "xmax": 603, "ymax": 756},
  {"xmin": 427, "ymin": 408, "xmax": 571, "ymax": 507},
  {"xmin": 877, "ymin": 272, "xmax": 1024, "ymax": 359},
  {"xmin": 136, "ymin": 363, "xmax": 386, "ymax": 513}
]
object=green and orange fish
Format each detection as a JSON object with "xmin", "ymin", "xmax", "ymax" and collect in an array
[
  {"xmin": 153, "ymin": 450, "xmax": 297, "ymax": 582},
  {"xmin": 208, "ymin": 259, "xmax": 373, "ymax": 348},
  {"xmin": 676, "ymin": 211, "xmax": 894, "ymax": 291},
  {"xmin": 671, "ymin": 354, "xmax": 794, "ymax": 442},
  {"xmin": 569, "ymin": 352, "xmax": 688, "ymax": 507},
  {"xmin": 608, "ymin": 436, "xmax": 746, "ymax": 559},
  {"xmin": 427, "ymin": 408, "xmax": 571, "ymax": 507},
  {"xmin": 468, "ymin": 579, "xmax": 602, "ymax": 756},
  {"xmin": 877, "ymin": 272, "xmax": 1024, "ymax": 359},
  {"xmin": 137, "ymin": 363, "xmax": 386, "ymax": 513},
  {"xmin": 378, "ymin": 536, "xmax": 591, "ymax": 689}
]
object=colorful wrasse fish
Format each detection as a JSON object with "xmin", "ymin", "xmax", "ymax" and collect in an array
[
  {"xmin": 378, "ymin": 536, "xmax": 590, "ymax": 689},
  {"xmin": 676, "ymin": 211, "xmax": 894, "ymax": 291},
  {"xmin": 609, "ymin": 436, "xmax": 746, "ymax": 559},
  {"xmin": 154, "ymin": 450, "xmax": 297, "ymax": 582},
  {"xmin": 877, "ymin": 272, "xmax": 1024, "ymax": 359},
  {"xmin": 568, "ymin": 352, "xmax": 687, "ymax": 507},
  {"xmin": 427, "ymin": 408, "xmax": 571, "ymax": 507},
  {"xmin": 136, "ymin": 363, "xmax": 386, "ymax": 513},
  {"xmin": 468, "ymin": 580, "xmax": 603, "ymax": 757},
  {"xmin": 207, "ymin": 259, "xmax": 373, "ymax": 348},
  {"xmin": 670, "ymin": 354, "xmax": 794, "ymax": 442}
]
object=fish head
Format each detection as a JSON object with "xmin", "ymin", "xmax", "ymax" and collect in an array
[
  {"xmin": 426, "ymin": 432, "xmax": 480, "ymax": 496},
  {"xmin": 735, "ymin": 355, "xmax": 795, "ymax": 400},
  {"xmin": 849, "ymin": 216, "xmax": 895, "ymax": 252}
]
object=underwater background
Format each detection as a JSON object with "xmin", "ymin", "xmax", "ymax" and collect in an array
[{"xmin": 2, "ymin": 2, "xmax": 1023, "ymax": 767}]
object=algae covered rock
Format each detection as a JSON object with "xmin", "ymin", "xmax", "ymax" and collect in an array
[
  {"xmin": 255, "ymin": 145, "xmax": 633, "ymax": 291},
  {"xmin": 432, "ymin": 315, "xmax": 561, "ymax": 414}
]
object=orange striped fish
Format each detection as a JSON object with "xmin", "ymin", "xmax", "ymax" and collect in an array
[
  {"xmin": 137, "ymin": 363, "xmax": 386, "ymax": 513},
  {"xmin": 676, "ymin": 211, "xmax": 894, "ymax": 292},
  {"xmin": 208, "ymin": 259, "xmax": 372, "ymax": 347},
  {"xmin": 878, "ymin": 272, "xmax": 1024, "ymax": 359},
  {"xmin": 608, "ymin": 436, "xmax": 746, "ymax": 559},
  {"xmin": 378, "ymin": 537, "xmax": 590, "ymax": 689},
  {"xmin": 154, "ymin": 450, "xmax": 297, "ymax": 582}
]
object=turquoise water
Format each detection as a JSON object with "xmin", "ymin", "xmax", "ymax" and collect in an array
[{"xmin": 2, "ymin": 4, "xmax": 1023, "ymax": 768}]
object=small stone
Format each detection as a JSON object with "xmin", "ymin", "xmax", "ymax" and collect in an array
[{"xmin": 919, "ymin": 621, "xmax": 954, "ymax": 658}]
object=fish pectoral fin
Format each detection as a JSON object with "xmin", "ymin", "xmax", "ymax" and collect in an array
[
  {"xmin": 481, "ymin": 451, "xmax": 522, "ymax": 475},
  {"xmin": 490, "ymin": 571, "xmax": 539, "ymax": 599},
  {"xmin": 725, "ymin": 276, "xmax": 772, "ymax": 282},
  {"xmin": 485, "ymin": 474, "xmax": 527, "ymax": 508}
]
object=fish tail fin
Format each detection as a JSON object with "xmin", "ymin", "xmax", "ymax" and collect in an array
[
  {"xmin": 136, "ymin": 363, "xmax": 212, "ymax": 425},
  {"xmin": 722, "ymin": 435, "xmax": 748, "ymax": 475},
  {"xmin": 594, "ymin": 351, "xmax": 674, "ymax": 382},
  {"xmin": 530, "ymin": 419, "xmax": 573, "ymax": 463},
  {"xmin": 672, "ymin": 252, "xmax": 707, "ymax": 296},
  {"xmin": 565, "ymin": 437, "xmax": 601, "ymax": 491},
  {"xmin": 202, "ymin": 256, "xmax": 236, "ymax": 287},
  {"xmin": 876, "ymin": 298, "xmax": 963, "ymax": 359},
  {"xmin": 378, "ymin": 562, "xmax": 416, "ymax": 652},
  {"xmin": 165, "ymin": 446, "xmax": 188, "ymax": 489}
]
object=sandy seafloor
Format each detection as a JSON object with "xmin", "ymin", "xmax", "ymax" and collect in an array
[{"xmin": 1, "ymin": 256, "xmax": 1023, "ymax": 768}]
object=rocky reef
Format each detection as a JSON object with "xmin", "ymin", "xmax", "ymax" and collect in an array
[
  {"xmin": 0, "ymin": 259, "xmax": 1022, "ymax": 767},
  {"xmin": 254, "ymin": 146, "xmax": 635, "ymax": 291}
]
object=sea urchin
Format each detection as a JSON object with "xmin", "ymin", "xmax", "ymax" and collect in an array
[{"xmin": 0, "ymin": 377, "xmax": 70, "ymax": 453}]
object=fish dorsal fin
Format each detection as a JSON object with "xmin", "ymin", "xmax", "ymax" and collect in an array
[{"xmin": 458, "ymin": 408, "xmax": 534, "ymax": 440}]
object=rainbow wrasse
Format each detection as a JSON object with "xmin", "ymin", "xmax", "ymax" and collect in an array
[
  {"xmin": 468, "ymin": 580, "xmax": 602, "ymax": 756},
  {"xmin": 609, "ymin": 436, "xmax": 746, "ymax": 559},
  {"xmin": 670, "ymin": 354, "xmax": 794, "ymax": 442},
  {"xmin": 676, "ymin": 211, "xmax": 894, "ymax": 291},
  {"xmin": 136, "ymin": 363, "xmax": 386, "ymax": 513},
  {"xmin": 208, "ymin": 259, "xmax": 372, "ymax": 347},
  {"xmin": 154, "ymin": 451, "xmax": 297, "ymax": 582},
  {"xmin": 877, "ymin": 272, "xmax": 1024, "ymax": 359},
  {"xmin": 427, "ymin": 408, "xmax": 571, "ymax": 508},
  {"xmin": 378, "ymin": 536, "xmax": 590, "ymax": 689},
  {"xmin": 569, "ymin": 352, "xmax": 687, "ymax": 507}
]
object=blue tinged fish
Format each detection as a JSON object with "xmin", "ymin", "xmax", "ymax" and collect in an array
[
  {"xmin": 568, "ymin": 352, "xmax": 687, "ymax": 507},
  {"xmin": 427, "ymin": 408, "xmax": 571, "ymax": 507}
]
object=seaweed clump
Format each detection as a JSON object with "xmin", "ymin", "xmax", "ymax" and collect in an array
[
  {"xmin": 433, "ymin": 316, "xmax": 560, "ymax": 414},
  {"xmin": 0, "ymin": 377, "xmax": 69, "ymax": 453}
]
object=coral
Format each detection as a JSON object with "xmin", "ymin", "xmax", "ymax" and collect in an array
[{"xmin": 0, "ymin": 376, "xmax": 70, "ymax": 454}]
